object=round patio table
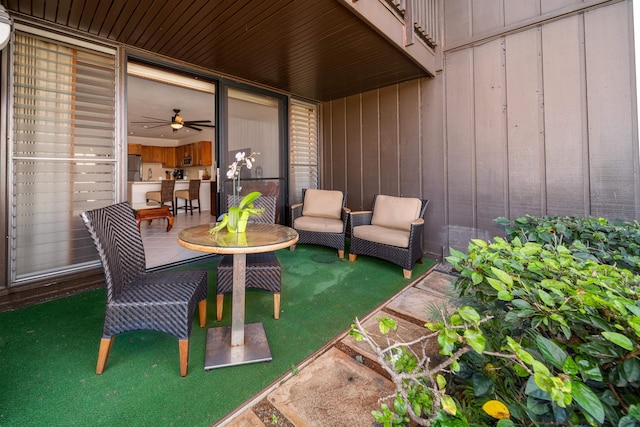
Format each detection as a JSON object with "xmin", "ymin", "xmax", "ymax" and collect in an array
[{"xmin": 178, "ymin": 223, "xmax": 298, "ymax": 369}]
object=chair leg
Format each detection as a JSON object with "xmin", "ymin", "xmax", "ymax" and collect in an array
[
  {"xmin": 179, "ymin": 339, "xmax": 189, "ymax": 377},
  {"xmin": 349, "ymin": 254, "xmax": 357, "ymax": 262},
  {"xmin": 338, "ymin": 250, "xmax": 344, "ymax": 258},
  {"xmin": 189, "ymin": 200, "xmax": 193, "ymax": 215},
  {"xmin": 216, "ymin": 294, "xmax": 224, "ymax": 321},
  {"xmin": 96, "ymin": 337, "xmax": 114, "ymax": 375},
  {"xmin": 273, "ymin": 293, "xmax": 281, "ymax": 320},
  {"xmin": 403, "ymin": 269, "xmax": 412, "ymax": 279},
  {"xmin": 290, "ymin": 244, "xmax": 296, "ymax": 252},
  {"xmin": 198, "ymin": 299, "xmax": 207, "ymax": 327}
]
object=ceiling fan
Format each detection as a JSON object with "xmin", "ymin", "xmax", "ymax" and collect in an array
[{"xmin": 133, "ymin": 109, "xmax": 215, "ymax": 132}]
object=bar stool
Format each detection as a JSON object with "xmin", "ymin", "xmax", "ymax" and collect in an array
[
  {"xmin": 145, "ymin": 179, "xmax": 175, "ymax": 215},
  {"xmin": 175, "ymin": 179, "xmax": 201, "ymax": 215}
]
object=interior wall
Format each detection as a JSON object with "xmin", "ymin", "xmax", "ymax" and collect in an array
[{"xmin": 322, "ymin": 0, "xmax": 637, "ymax": 259}]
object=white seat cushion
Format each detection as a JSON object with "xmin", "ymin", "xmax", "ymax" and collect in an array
[
  {"xmin": 294, "ymin": 216, "xmax": 344, "ymax": 233},
  {"xmin": 302, "ymin": 189, "xmax": 343, "ymax": 219},
  {"xmin": 353, "ymin": 224, "xmax": 409, "ymax": 248},
  {"xmin": 371, "ymin": 195, "xmax": 422, "ymax": 231}
]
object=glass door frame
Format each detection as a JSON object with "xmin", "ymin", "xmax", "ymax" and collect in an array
[{"xmin": 216, "ymin": 79, "xmax": 289, "ymax": 224}]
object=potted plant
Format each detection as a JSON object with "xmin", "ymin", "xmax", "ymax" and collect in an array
[{"xmin": 210, "ymin": 151, "xmax": 264, "ymax": 234}]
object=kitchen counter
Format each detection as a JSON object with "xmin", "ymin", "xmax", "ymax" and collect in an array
[{"xmin": 127, "ymin": 180, "xmax": 213, "ymax": 213}]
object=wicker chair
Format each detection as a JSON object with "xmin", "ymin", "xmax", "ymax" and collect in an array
[
  {"xmin": 216, "ymin": 194, "xmax": 281, "ymax": 320},
  {"xmin": 349, "ymin": 195, "xmax": 430, "ymax": 279},
  {"xmin": 290, "ymin": 189, "xmax": 349, "ymax": 258},
  {"xmin": 80, "ymin": 202, "xmax": 208, "ymax": 377},
  {"xmin": 175, "ymin": 179, "xmax": 201, "ymax": 215},
  {"xmin": 146, "ymin": 179, "xmax": 175, "ymax": 215}
]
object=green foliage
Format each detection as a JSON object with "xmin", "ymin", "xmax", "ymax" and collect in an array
[
  {"xmin": 352, "ymin": 214, "xmax": 640, "ymax": 426},
  {"xmin": 447, "ymin": 216, "xmax": 640, "ymax": 426}
]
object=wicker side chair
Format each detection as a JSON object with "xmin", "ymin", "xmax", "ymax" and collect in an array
[
  {"xmin": 145, "ymin": 179, "xmax": 176, "ymax": 215},
  {"xmin": 216, "ymin": 195, "xmax": 282, "ymax": 321},
  {"xmin": 349, "ymin": 195, "xmax": 430, "ymax": 279},
  {"xmin": 175, "ymin": 179, "xmax": 201, "ymax": 215},
  {"xmin": 290, "ymin": 189, "xmax": 349, "ymax": 258},
  {"xmin": 80, "ymin": 202, "xmax": 208, "ymax": 377}
]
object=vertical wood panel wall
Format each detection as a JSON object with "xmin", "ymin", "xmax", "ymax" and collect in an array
[{"xmin": 322, "ymin": 0, "xmax": 637, "ymax": 260}]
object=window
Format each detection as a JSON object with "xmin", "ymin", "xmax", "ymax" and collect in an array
[
  {"xmin": 289, "ymin": 99, "xmax": 319, "ymax": 204},
  {"xmin": 10, "ymin": 31, "xmax": 117, "ymax": 283}
]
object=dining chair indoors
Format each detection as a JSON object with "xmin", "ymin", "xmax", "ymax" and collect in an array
[
  {"xmin": 80, "ymin": 202, "xmax": 208, "ymax": 377},
  {"xmin": 145, "ymin": 179, "xmax": 175, "ymax": 215},
  {"xmin": 175, "ymin": 179, "xmax": 201, "ymax": 215}
]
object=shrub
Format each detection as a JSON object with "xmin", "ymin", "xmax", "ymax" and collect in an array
[{"xmin": 351, "ymin": 215, "xmax": 640, "ymax": 426}]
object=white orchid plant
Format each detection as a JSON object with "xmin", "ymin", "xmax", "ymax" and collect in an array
[{"xmin": 210, "ymin": 151, "xmax": 264, "ymax": 233}]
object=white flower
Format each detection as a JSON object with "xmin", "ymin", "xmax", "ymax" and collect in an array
[
  {"xmin": 235, "ymin": 151, "xmax": 245, "ymax": 162},
  {"xmin": 246, "ymin": 158, "xmax": 252, "ymax": 169}
]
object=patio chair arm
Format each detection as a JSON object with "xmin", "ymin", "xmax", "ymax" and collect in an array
[
  {"xmin": 290, "ymin": 203, "xmax": 303, "ymax": 225},
  {"xmin": 349, "ymin": 210, "xmax": 373, "ymax": 230}
]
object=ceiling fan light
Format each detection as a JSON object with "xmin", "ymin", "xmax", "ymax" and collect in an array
[{"xmin": 170, "ymin": 122, "xmax": 183, "ymax": 129}]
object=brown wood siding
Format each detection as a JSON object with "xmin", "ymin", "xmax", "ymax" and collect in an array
[
  {"xmin": 585, "ymin": 3, "xmax": 636, "ymax": 218},
  {"xmin": 346, "ymin": 95, "xmax": 363, "ymax": 209},
  {"xmin": 323, "ymin": 0, "xmax": 637, "ymax": 260},
  {"xmin": 543, "ymin": 16, "xmax": 589, "ymax": 216},
  {"xmin": 505, "ymin": 28, "xmax": 545, "ymax": 219}
]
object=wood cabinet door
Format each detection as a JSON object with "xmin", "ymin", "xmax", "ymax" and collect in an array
[
  {"xmin": 200, "ymin": 141, "xmax": 212, "ymax": 166},
  {"xmin": 163, "ymin": 147, "xmax": 176, "ymax": 167},
  {"xmin": 128, "ymin": 143, "xmax": 142, "ymax": 155},
  {"xmin": 176, "ymin": 145, "xmax": 185, "ymax": 166},
  {"xmin": 141, "ymin": 145, "xmax": 153, "ymax": 162}
]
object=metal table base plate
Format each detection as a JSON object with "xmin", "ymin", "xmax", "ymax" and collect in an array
[{"xmin": 204, "ymin": 322, "xmax": 272, "ymax": 370}]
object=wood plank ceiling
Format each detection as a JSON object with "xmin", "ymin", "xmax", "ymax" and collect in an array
[{"xmin": 4, "ymin": 0, "xmax": 429, "ymax": 101}]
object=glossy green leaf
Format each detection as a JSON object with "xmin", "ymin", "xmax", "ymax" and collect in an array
[
  {"xmin": 602, "ymin": 331, "xmax": 635, "ymax": 351},
  {"xmin": 498, "ymin": 290, "xmax": 514, "ymax": 301},
  {"xmin": 571, "ymin": 381, "xmax": 605, "ymax": 424},
  {"xmin": 491, "ymin": 266, "xmax": 513, "ymax": 286},
  {"xmin": 457, "ymin": 306, "xmax": 480, "ymax": 323},
  {"xmin": 464, "ymin": 329, "xmax": 486, "ymax": 354},
  {"xmin": 536, "ymin": 335, "xmax": 567, "ymax": 369},
  {"xmin": 538, "ymin": 289, "xmax": 555, "ymax": 306}
]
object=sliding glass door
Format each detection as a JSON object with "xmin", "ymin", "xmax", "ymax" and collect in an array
[{"xmin": 219, "ymin": 85, "xmax": 287, "ymax": 223}]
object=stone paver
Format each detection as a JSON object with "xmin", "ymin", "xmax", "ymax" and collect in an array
[
  {"xmin": 268, "ymin": 347, "xmax": 395, "ymax": 427},
  {"xmin": 217, "ymin": 268, "xmax": 457, "ymax": 427}
]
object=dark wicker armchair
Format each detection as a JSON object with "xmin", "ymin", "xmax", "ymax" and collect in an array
[
  {"xmin": 349, "ymin": 195, "xmax": 430, "ymax": 279},
  {"xmin": 146, "ymin": 179, "xmax": 175, "ymax": 215},
  {"xmin": 290, "ymin": 189, "xmax": 349, "ymax": 258},
  {"xmin": 216, "ymin": 195, "xmax": 282, "ymax": 320},
  {"xmin": 80, "ymin": 202, "xmax": 208, "ymax": 377}
]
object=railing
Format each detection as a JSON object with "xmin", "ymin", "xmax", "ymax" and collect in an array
[{"xmin": 387, "ymin": 0, "xmax": 440, "ymax": 48}]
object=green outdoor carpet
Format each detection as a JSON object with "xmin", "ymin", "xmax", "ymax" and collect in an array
[{"xmin": 0, "ymin": 245, "xmax": 435, "ymax": 426}]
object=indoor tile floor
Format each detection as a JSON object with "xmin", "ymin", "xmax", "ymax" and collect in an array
[{"xmin": 140, "ymin": 209, "xmax": 218, "ymax": 269}]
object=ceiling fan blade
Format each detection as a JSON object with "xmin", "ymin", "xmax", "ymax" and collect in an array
[
  {"xmin": 183, "ymin": 124, "xmax": 203, "ymax": 131},
  {"xmin": 185, "ymin": 123, "xmax": 215, "ymax": 128},
  {"xmin": 184, "ymin": 120, "xmax": 212, "ymax": 124}
]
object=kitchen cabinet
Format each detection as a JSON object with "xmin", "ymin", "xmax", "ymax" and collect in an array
[
  {"xmin": 176, "ymin": 145, "xmax": 186, "ymax": 166},
  {"xmin": 141, "ymin": 145, "xmax": 164, "ymax": 163},
  {"xmin": 163, "ymin": 147, "xmax": 176, "ymax": 167},
  {"xmin": 128, "ymin": 143, "xmax": 142, "ymax": 155},
  {"xmin": 198, "ymin": 141, "xmax": 212, "ymax": 166}
]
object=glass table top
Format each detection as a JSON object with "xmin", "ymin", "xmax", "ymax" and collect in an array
[{"xmin": 178, "ymin": 223, "xmax": 299, "ymax": 255}]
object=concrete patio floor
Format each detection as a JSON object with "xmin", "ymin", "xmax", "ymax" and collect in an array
[{"xmin": 215, "ymin": 267, "xmax": 457, "ymax": 427}]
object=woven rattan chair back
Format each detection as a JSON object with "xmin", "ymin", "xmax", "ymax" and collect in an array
[
  {"xmin": 188, "ymin": 179, "xmax": 201, "ymax": 199},
  {"xmin": 160, "ymin": 179, "xmax": 175, "ymax": 203},
  {"xmin": 80, "ymin": 202, "xmax": 146, "ymax": 303},
  {"xmin": 79, "ymin": 202, "xmax": 208, "ymax": 376}
]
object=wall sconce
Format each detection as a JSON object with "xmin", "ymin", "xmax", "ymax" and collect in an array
[{"xmin": 0, "ymin": 6, "xmax": 11, "ymax": 50}]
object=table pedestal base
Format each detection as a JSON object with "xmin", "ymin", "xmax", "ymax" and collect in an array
[{"xmin": 204, "ymin": 323, "xmax": 272, "ymax": 370}]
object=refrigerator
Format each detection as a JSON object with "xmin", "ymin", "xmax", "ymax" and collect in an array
[{"xmin": 127, "ymin": 154, "xmax": 142, "ymax": 181}]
